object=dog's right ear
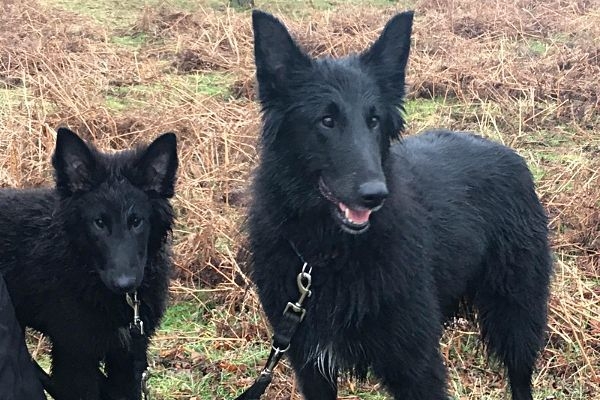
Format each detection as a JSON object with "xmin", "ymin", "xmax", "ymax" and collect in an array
[
  {"xmin": 252, "ymin": 10, "xmax": 310, "ymax": 100},
  {"xmin": 52, "ymin": 128, "xmax": 97, "ymax": 195}
]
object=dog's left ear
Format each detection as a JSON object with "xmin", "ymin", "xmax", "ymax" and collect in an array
[
  {"xmin": 135, "ymin": 133, "xmax": 178, "ymax": 198},
  {"xmin": 360, "ymin": 11, "xmax": 414, "ymax": 104}
]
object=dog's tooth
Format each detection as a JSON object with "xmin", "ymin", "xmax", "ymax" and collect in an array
[{"xmin": 344, "ymin": 208, "xmax": 351, "ymax": 221}]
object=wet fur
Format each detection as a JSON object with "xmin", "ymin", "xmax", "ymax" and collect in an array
[
  {"xmin": 0, "ymin": 130, "xmax": 177, "ymax": 400},
  {"xmin": 249, "ymin": 10, "xmax": 552, "ymax": 400}
]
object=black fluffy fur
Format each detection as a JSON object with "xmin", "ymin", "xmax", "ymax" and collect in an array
[
  {"xmin": 249, "ymin": 10, "xmax": 552, "ymax": 400},
  {"xmin": 0, "ymin": 128, "xmax": 178, "ymax": 400}
]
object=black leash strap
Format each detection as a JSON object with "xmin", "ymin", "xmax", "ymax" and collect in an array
[{"xmin": 235, "ymin": 261, "xmax": 312, "ymax": 400}]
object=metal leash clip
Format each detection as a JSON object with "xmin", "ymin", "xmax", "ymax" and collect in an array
[
  {"xmin": 283, "ymin": 262, "xmax": 312, "ymax": 321},
  {"xmin": 264, "ymin": 342, "xmax": 291, "ymax": 374},
  {"xmin": 126, "ymin": 291, "xmax": 144, "ymax": 335}
]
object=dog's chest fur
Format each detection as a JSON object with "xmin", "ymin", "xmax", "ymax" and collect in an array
[{"xmin": 252, "ymin": 227, "xmax": 432, "ymax": 378}]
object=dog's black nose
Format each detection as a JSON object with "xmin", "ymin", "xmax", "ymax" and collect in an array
[
  {"xmin": 358, "ymin": 181, "xmax": 388, "ymax": 208},
  {"xmin": 112, "ymin": 275, "xmax": 137, "ymax": 293}
]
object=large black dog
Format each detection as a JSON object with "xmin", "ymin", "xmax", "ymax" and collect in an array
[
  {"xmin": 0, "ymin": 274, "xmax": 46, "ymax": 400},
  {"xmin": 0, "ymin": 128, "xmax": 178, "ymax": 400},
  {"xmin": 248, "ymin": 10, "xmax": 552, "ymax": 400}
]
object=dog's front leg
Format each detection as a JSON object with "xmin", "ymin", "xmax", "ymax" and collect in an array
[
  {"xmin": 103, "ymin": 336, "xmax": 148, "ymax": 400},
  {"xmin": 368, "ymin": 320, "xmax": 448, "ymax": 400},
  {"xmin": 50, "ymin": 343, "xmax": 102, "ymax": 400},
  {"xmin": 287, "ymin": 346, "xmax": 338, "ymax": 400}
]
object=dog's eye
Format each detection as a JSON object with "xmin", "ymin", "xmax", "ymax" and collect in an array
[
  {"xmin": 367, "ymin": 116, "xmax": 380, "ymax": 129},
  {"xmin": 93, "ymin": 218, "xmax": 106, "ymax": 230},
  {"xmin": 130, "ymin": 216, "xmax": 143, "ymax": 229},
  {"xmin": 321, "ymin": 116, "xmax": 335, "ymax": 129}
]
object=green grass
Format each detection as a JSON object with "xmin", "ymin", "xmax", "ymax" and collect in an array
[
  {"xmin": 404, "ymin": 98, "xmax": 505, "ymax": 142},
  {"xmin": 404, "ymin": 97, "xmax": 455, "ymax": 134},
  {"xmin": 149, "ymin": 298, "xmax": 217, "ymax": 398},
  {"xmin": 149, "ymin": 297, "xmax": 267, "ymax": 399},
  {"xmin": 248, "ymin": 0, "xmax": 414, "ymax": 19},
  {"xmin": 263, "ymin": 0, "xmax": 408, "ymax": 12},
  {"xmin": 43, "ymin": 0, "xmax": 142, "ymax": 27},
  {"xmin": 522, "ymin": 127, "xmax": 578, "ymax": 148},
  {"xmin": 0, "ymin": 86, "xmax": 59, "ymax": 120},
  {"xmin": 528, "ymin": 39, "xmax": 548, "ymax": 56},
  {"xmin": 103, "ymin": 83, "xmax": 159, "ymax": 111},
  {"xmin": 43, "ymin": 0, "xmax": 203, "ymax": 27},
  {"xmin": 175, "ymin": 73, "xmax": 234, "ymax": 98},
  {"xmin": 0, "ymin": 87, "xmax": 29, "ymax": 112},
  {"xmin": 104, "ymin": 96, "xmax": 131, "ymax": 111},
  {"xmin": 103, "ymin": 72, "xmax": 233, "ymax": 111},
  {"xmin": 45, "ymin": 0, "xmax": 412, "ymax": 27},
  {"xmin": 159, "ymin": 300, "xmax": 208, "ymax": 331},
  {"xmin": 111, "ymin": 33, "xmax": 151, "ymax": 48}
]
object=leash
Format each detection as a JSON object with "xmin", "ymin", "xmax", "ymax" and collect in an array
[
  {"xmin": 234, "ymin": 243, "xmax": 312, "ymax": 400},
  {"xmin": 34, "ymin": 291, "xmax": 150, "ymax": 400},
  {"xmin": 126, "ymin": 291, "xmax": 151, "ymax": 400}
]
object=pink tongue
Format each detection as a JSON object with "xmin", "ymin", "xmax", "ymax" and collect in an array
[
  {"xmin": 348, "ymin": 208, "xmax": 371, "ymax": 224},
  {"xmin": 342, "ymin": 205, "xmax": 371, "ymax": 224}
]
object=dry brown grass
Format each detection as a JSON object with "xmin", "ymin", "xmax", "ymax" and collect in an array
[{"xmin": 1, "ymin": 0, "xmax": 598, "ymax": 398}]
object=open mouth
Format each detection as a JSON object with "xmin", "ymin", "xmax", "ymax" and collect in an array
[{"xmin": 318, "ymin": 178, "xmax": 380, "ymax": 234}]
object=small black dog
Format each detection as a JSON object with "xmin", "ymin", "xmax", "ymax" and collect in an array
[
  {"xmin": 248, "ymin": 10, "xmax": 552, "ymax": 400},
  {"xmin": 0, "ymin": 128, "xmax": 178, "ymax": 399}
]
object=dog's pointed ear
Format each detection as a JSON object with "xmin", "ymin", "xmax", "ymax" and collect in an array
[
  {"xmin": 135, "ymin": 133, "xmax": 178, "ymax": 198},
  {"xmin": 252, "ymin": 10, "xmax": 310, "ymax": 99},
  {"xmin": 360, "ymin": 11, "xmax": 414, "ymax": 103},
  {"xmin": 52, "ymin": 128, "xmax": 97, "ymax": 195}
]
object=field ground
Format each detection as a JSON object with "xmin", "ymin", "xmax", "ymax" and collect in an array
[{"xmin": 1, "ymin": 0, "xmax": 598, "ymax": 398}]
